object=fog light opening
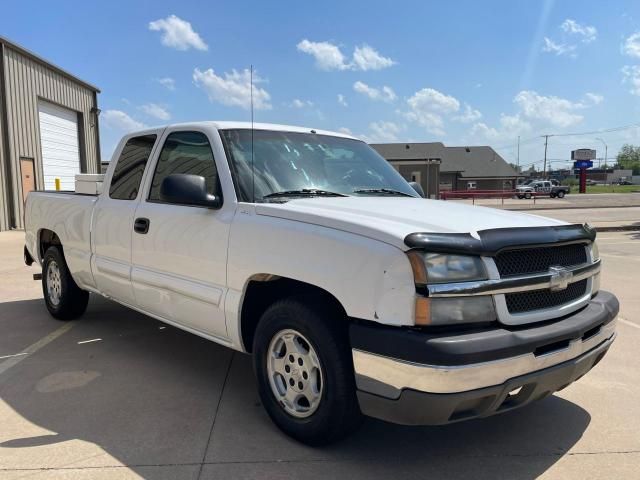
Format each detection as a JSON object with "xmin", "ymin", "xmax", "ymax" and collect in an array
[{"xmin": 508, "ymin": 386, "xmax": 522, "ymax": 397}]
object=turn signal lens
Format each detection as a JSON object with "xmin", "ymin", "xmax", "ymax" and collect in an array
[
  {"xmin": 415, "ymin": 296, "xmax": 431, "ymax": 325},
  {"xmin": 407, "ymin": 251, "xmax": 428, "ymax": 285}
]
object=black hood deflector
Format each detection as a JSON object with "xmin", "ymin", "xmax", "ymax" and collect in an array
[{"xmin": 404, "ymin": 224, "xmax": 596, "ymax": 256}]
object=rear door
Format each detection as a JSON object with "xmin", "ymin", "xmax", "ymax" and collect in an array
[
  {"xmin": 130, "ymin": 128, "xmax": 233, "ymax": 340},
  {"xmin": 91, "ymin": 133, "xmax": 160, "ymax": 305}
]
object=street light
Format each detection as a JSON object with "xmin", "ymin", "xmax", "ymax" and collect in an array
[{"xmin": 595, "ymin": 137, "xmax": 607, "ymax": 169}]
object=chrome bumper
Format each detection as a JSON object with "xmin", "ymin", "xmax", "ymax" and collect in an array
[{"xmin": 353, "ymin": 319, "xmax": 616, "ymax": 398}]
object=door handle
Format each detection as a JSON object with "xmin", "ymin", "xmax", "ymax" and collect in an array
[{"xmin": 134, "ymin": 217, "xmax": 150, "ymax": 234}]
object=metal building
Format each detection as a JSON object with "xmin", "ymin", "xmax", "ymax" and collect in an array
[{"xmin": 0, "ymin": 36, "xmax": 101, "ymax": 230}]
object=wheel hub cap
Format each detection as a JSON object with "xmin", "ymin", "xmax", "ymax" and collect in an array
[
  {"xmin": 267, "ymin": 329, "xmax": 324, "ymax": 418},
  {"xmin": 46, "ymin": 261, "xmax": 62, "ymax": 306}
]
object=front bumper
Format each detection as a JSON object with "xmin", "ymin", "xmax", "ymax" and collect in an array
[{"xmin": 350, "ymin": 291, "xmax": 618, "ymax": 425}]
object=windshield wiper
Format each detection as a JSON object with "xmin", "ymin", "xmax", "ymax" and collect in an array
[
  {"xmin": 353, "ymin": 188, "xmax": 415, "ymax": 197},
  {"xmin": 263, "ymin": 189, "xmax": 348, "ymax": 199}
]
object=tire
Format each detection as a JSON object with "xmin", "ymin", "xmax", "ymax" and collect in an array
[
  {"xmin": 524, "ymin": 192, "xmax": 532, "ymax": 199},
  {"xmin": 550, "ymin": 192, "xmax": 556, "ymax": 198},
  {"xmin": 253, "ymin": 297, "xmax": 362, "ymax": 445},
  {"xmin": 517, "ymin": 194, "xmax": 524, "ymax": 199},
  {"xmin": 557, "ymin": 190, "xmax": 565, "ymax": 198},
  {"xmin": 42, "ymin": 246, "xmax": 89, "ymax": 320}
]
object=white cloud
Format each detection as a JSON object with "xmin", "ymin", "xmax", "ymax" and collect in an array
[
  {"xmin": 193, "ymin": 68, "xmax": 271, "ymax": 110},
  {"xmin": 542, "ymin": 37, "xmax": 577, "ymax": 56},
  {"xmin": 352, "ymin": 45, "xmax": 395, "ymax": 71},
  {"xmin": 297, "ymin": 39, "xmax": 395, "ymax": 71},
  {"xmin": 290, "ymin": 99, "xmax": 314, "ymax": 108},
  {"xmin": 296, "ymin": 39, "xmax": 350, "ymax": 70},
  {"xmin": 337, "ymin": 94, "xmax": 348, "ymax": 107},
  {"xmin": 140, "ymin": 103, "xmax": 171, "ymax": 121},
  {"xmin": 149, "ymin": 15, "xmax": 208, "ymax": 51},
  {"xmin": 622, "ymin": 65, "xmax": 640, "ymax": 95},
  {"xmin": 102, "ymin": 110, "xmax": 146, "ymax": 132},
  {"xmin": 453, "ymin": 103, "xmax": 482, "ymax": 123},
  {"xmin": 408, "ymin": 88, "xmax": 460, "ymax": 113},
  {"xmin": 561, "ymin": 19, "xmax": 597, "ymax": 43},
  {"xmin": 514, "ymin": 90, "xmax": 585, "ymax": 128},
  {"xmin": 404, "ymin": 87, "xmax": 460, "ymax": 135},
  {"xmin": 338, "ymin": 127, "xmax": 353, "ymax": 135},
  {"xmin": 583, "ymin": 92, "xmax": 604, "ymax": 105},
  {"xmin": 157, "ymin": 77, "xmax": 176, "ymax": 91},
  {"xmin": 360, "ymin": 121, "xmax": 402, "ymax": 143},
  {"xmin": 623, "ymin": 32, "xmax": 640, "ymax": 58},
  {"xmin": 470, "ymin": 114, "xmax": 532, "ymax": 142},
  {"xmin": 353, "ymin": 81, "xmax": 396, "ymax": 102}
]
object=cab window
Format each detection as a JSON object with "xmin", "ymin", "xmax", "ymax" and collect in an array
[
  {"xmin": 109, "ymin": 135, "xmax": 157, "ymax": 200},
  {"xmin": 148, "ymin": 131, "xmax": 220, "ymax": 203}
]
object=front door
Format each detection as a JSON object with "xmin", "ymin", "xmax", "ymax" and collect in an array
[
  {"xmin": 131, "ymin": 129, "xmax": 232, "ymax": 340},
  {"xmin": 20, "ymin": 158, "xmax": 35, "ymax": 203}
]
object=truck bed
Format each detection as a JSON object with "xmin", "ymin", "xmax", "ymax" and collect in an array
[{"xmin": 24, "ymin": 190, "xmax": 98, "ymax": 289}]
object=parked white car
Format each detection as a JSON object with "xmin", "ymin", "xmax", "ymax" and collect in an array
[{"xmin": 24, "ymin": 122, "xmax": 618, "ymax": 445}]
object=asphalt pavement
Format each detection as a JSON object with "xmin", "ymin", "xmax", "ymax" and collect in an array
[{"xmin": 0, "ymin": 224, "xmax": 639, "ymax": 479}]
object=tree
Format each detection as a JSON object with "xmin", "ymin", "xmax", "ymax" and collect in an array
[
  {"xmin": 616, "ymin": 144, "xmax": 640, "ymax": 174},
  {"xmin": 508, "ymin": 162, "xmax": 521, "ymax": 173}
]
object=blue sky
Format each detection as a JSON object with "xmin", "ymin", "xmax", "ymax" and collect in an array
[{"xmin": 3, "ymin": 0, "xmax": 640, "ymax": 170}]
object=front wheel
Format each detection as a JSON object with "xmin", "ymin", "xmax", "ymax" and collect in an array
[
  {"xmin": 42, "ymin": 246, "xmax": 89, "ymax": 320},
  {"xmin": 253, "ymin": 297, "xmax": 362, "ymax": 445},
  {"xmin": 524, "ymin": 192, "xmax": 532, "ymax": 199}
]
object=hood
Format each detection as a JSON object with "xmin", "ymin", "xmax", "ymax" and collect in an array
[{"xmin": 255, "ymin": 197, "xmax": 566, "ymax": 250}]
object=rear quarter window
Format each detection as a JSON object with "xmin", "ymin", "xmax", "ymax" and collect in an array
[{"xmin": 109, "ymin": 135, "xmax": 157, "ymax": 200}]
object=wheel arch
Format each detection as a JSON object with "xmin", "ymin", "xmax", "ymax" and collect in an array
[
  {"xmin": 239, "ymin": 274, "xmax": 348, "ymax": 353},
  {"xmin": 38, "ymin": 228, "xmax": 63, "ymax": 262}
]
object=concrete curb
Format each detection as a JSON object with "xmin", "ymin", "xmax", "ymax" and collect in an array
[{"xmin": 594, "ymin": 225, "xmax": 640, "ymax": 232}]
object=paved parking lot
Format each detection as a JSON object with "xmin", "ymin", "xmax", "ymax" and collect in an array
[{"xmin": 1, "ymin": 227, "xmax": 639, "ymax": 479}]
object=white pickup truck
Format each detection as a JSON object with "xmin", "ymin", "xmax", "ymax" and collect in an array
[{"xmin": 24, "ymin": 122, "xmax": 618, "ymax": 445}]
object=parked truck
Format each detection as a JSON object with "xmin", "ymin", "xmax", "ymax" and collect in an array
[
  {"xmin": 516, "ymin": 180, "xmax": 571, "ymax": 199},
  {"xmin": 24, "ymin": 122, "xmax": 618, "ymax": 445}
]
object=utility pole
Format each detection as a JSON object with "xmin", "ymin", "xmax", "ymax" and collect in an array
[
  {"xmin": 542, "ymin": 135, "xmax": 549, "ymax": 179},
  {"xmin": 516, "ymin": 136, "xmax": 520, "ymax": 171}
]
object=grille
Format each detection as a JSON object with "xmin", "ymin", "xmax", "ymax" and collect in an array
[
  {"xmin": 505, "ymin": 279, "xmax": 588, "ymax": 314},
  {"xmin": 495, "ymin": 244, "xmax": 587, "ymax": 277}
]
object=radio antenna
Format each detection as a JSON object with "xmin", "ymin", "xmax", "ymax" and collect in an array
[{"xmin": 250, "ymin": 64, "xmax": 255, "ymax": 203}]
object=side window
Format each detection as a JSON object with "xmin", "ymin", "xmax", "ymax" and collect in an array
[
  {"xmin": 148, "ymin": 131, "xmax": 219, "ymax": 202},
  {"xmin": 109, "ymin": 135, "xmax": 157, "ymax": 200}
]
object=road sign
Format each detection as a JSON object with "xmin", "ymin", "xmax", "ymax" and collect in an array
[
  {"xmin": 571, "ymin": 149, "xmax": 596, "ymax": 160},
  {"xmin": 573, "ymin": 160, "xmax": 594, "ymax": 169}
]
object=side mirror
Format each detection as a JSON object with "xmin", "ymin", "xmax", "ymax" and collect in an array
[
  {"xmin": 409, "ymin": 181, "xmax": 426, "ymax": 198},
  {"xmin": 160, "ymin": 174, "xmax": 222, "ymax": 208}
]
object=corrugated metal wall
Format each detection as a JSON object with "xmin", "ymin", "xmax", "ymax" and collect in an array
[
  {"xmin": 0, "ymin": 43, "xmax": 99, "ymax": 230},
  {"xmin": 0, "ymin": 52, "xmax": 7, "ymax": 230}
]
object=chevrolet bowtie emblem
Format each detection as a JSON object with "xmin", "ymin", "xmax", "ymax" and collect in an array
[{"xmin": 549, "ymin": 265, "xmax": 573, "ymax": 292}]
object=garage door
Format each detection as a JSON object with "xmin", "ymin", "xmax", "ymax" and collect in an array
[{"xmin": 38, "ymin": 102, "xmax": 81, "ymax": 190}]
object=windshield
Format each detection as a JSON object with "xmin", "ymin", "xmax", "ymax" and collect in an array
[{"xmin": 219, "ymin": 129, "xmax": 418, "ymax": 202}]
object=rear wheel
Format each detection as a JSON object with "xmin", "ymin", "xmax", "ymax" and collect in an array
[
  {"xmin": 524, "ymin": 192, "xmax": 532, "ymax": 199},
  {"xmin": 42, "ymin": 246, "xmax": 89, "ymax": 320},
  {"xmin": 557, "ymin": 190, "xmax": 566, "ymax": 198},
  {"xmin": 253, "ymin": 297, "xmax": 362, "ymax": 445}
]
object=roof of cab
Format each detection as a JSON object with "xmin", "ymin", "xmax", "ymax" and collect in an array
[{"xmin": 126, "ymin": 121, "xmax": 359, "ymax": 141}]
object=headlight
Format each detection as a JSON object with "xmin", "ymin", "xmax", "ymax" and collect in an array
[
  {"xmin": 590, "ymin": 241, "xmax": 600, "ymax": 262},
  {"xmin": 408, "ymin": 251, "xmax": 494, "ymax": 326},
  {"xmin": 407, "ymin": 251, "xmax": 488, "ymax": 285}
]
